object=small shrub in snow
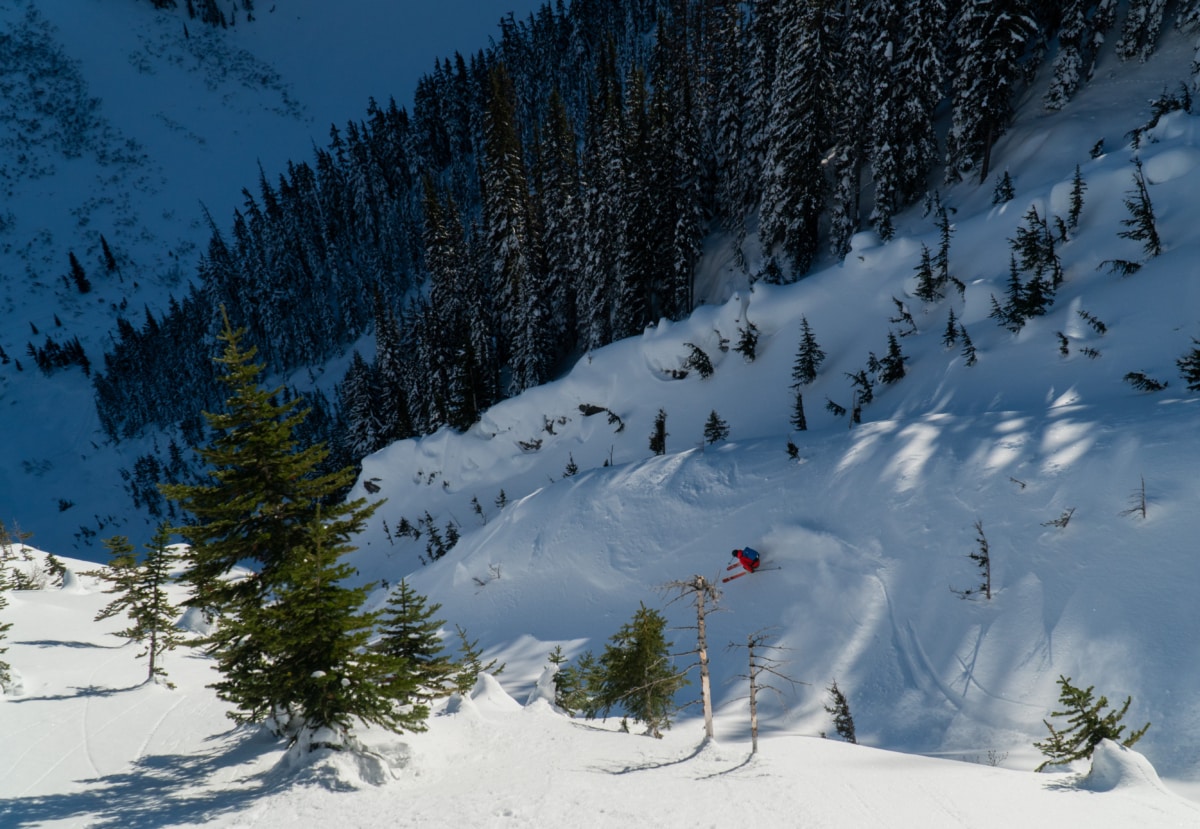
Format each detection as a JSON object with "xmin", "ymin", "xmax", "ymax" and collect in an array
[
  {"xmin": 1034, "ymin": 675, "xmax": 1149, "ymax": 771},
  {"xmin": 1123, "ymin": 371, "xmax": 1167, "ymax": 392},
  {"xmin": 1175, "ymin": 338, "xmax": 1200, "ymax": 390},
  {"xmin": 825, "ymin": 680, "xmax": 857, "ymax": 744},
  {"xmin": 953, "ymin": 519, "xmax": 992, "ymax": 600},
  {"xmin": 683, "ymin": 343, "xmax": 714, "ymax": 379}
]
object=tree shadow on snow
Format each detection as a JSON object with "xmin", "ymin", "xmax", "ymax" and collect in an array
[
  {"xmin": 0, "ymin": 727, "xmax": 287, "ymax": 829},
  {"xmin": 15, "ymin": 639, "xmax": 124, "ymax": 650},
  {"xmin": 9, "ymin": 682, "xmax": 147, "ymax": 702},
  {"xmin": 596, "ymin": 738, "xmax": 710, "ymax": 775}
]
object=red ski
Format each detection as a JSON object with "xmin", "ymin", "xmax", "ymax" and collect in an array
[{"xmin": 722, "ymin": 562, "xmax": 779, "ymax": 583}]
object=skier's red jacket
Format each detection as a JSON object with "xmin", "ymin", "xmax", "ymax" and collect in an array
[{"xmin": 733, "ymin": 548, "xmax": 761, "ymax": 572}]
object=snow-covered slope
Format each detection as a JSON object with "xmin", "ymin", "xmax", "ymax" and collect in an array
[
  {"xmin": 4, "ymin": 3, "xmax": 1200, "ymax": 826},
  {"xmin": 1, "ymin": 552, "xmax": 1198, "ymax": 827},
  {"xmin": 340, "ymin": 28, "xmax": 1200, "ymax": 782}
]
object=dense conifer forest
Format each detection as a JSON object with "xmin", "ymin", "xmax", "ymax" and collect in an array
[{"xmin": 93, "ymin": 0, "xmax": 1200, "ymax": 478}]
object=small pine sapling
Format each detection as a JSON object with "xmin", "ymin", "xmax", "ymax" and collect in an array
[
  {"xmin": 1077, "ymin": 309, "xmax": 1107, "ymax": 335},
  {"xmin": 1034, "ymin": 675, "xmax": 1150, "ymax": 771},
  {"xmin": 943, "ymin": 309, "xmax": 959, "ymax": 348},
  {"xmin": 68, "ymin": 252, "xmax": 92, "ymax": 294},
  {"xmin": 452, "ymin": 624, "xmax": 505, "ymax": 695},
  {"xmin": 792, "ymin": 317, "xmax": 826, "ymax": 386},
  {"xmin": 877, "ymin": 332, "xmax": 908, "ymax": 384},
  {"xmin": 990, "ymin": 255, "xmax": 1027, "ymax": 333},
  {"xmin": 90, "ymin": 527, "xmax": 184, "ymax": 687},
  {"xmin": 1123, "ymin": 372, "xmax": 1168, "ymax": 392},
  {"xmin": 1118, "ymin": 159, "xmax": 1162, "ymax": 259},
  {"xmin": 1120, "ymin": 475, "xmax": 1148, "ymax": 519},
  {"xmin": 375, "ymin": 578, "xmax": 455, "ymax": 707},
  {"xmin": 913, "ymin": 244, "xmax": 942, "ymax": 302},
  {"xmin": 1041, "ymin": 507, "xmax": 1076, "ymax": 529},
  {"xmin": 954, "ymin": 519, "xmax": 992, "ymax": 600},
  {"xmin": 790, "ymin": 390, "xmax": 807, "ymax": 432},
  {"xmin": 935, "ymin": 204, "xmax": 965, "ymax": 298},
  {"xmin": 1100, "ymin": 258, "xmax": 1142, "ymax": 277},
  {"xmin": 734, "ymin": 320, "xmax": 759, "ymax": 362},
  {"xmin": 683, "ymin": 343, "xmax": 715, "ymax": 379},
  {"xmin": 1057, "ymin": 331, "xmax": 1070, "ymax": 357},
  {"xmin": 1068, "ymin": 164, "xmax": 1087, "ymax": 230},
  {"xmin": 649, "ymin": 408, "xmax": 668, "ymax": 456},
  {"xmin": 845, "ymin": 369, "xmax": 874, "ymax": 406},
  {"xmin": 703, "ymin": 410, "xmax": 730, "ymax": 445},
  {"xmin": 1176, "ymin": 338, "xmax": 1200, "ymax": 390},
  {"xmin": 563, "ymin": 453, "xmax": 579, "ymax": 477},
  {"xmin": 554, "ymin": 648, "xmax": 601, "ymax": 717},
  {"xmin": 992, "ymin": 170, "xmax": 1015, "ymax": 204},
  {"xmin": 825, "ymin": 680, "xmax": 857, "ymax": 744},
  {"xmin": 889, "ymin": 297, "xmax": 917, "ymax": 336}
]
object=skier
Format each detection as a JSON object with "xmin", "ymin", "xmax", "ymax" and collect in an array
[{"xmin": 731, "ymin": 547, "xmax": 761, "ymax": 574}]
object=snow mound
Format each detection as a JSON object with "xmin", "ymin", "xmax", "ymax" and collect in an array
[
  {"xmin": 276, "ymin": 728, "xmax": 407, "ymax": 789},
  {"xmin": 176, "ymin": 605, "xmax": 213, "ymax": 636},
  {"xmin": 1079, "ymin": 740, "xmax": 1169, "ymax": 795},
  {"xmin": 59, "ymin": 568, "xmax": 87, "ymax": 594},
  {"xmin": 471, "ymin": 673, "xmax": 522, "ymax": 713},
  {"xmin": 524, "ymin": 664, "xmax": 558, "ymax": 707}
]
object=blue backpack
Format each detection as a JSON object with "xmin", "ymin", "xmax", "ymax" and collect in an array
[{"xmin": 743, "ymin": 547, "xmax": 760, "ymax": 564}]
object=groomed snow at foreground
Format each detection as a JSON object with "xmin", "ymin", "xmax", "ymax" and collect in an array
[{"xmin": 0, "ymin": 561, "xmax": 1197, "ymax": 828}]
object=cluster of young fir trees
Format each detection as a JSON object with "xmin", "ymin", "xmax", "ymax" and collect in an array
[
  {"xmin": 84, "ymin": 310, "xmax": 500, "ymax": 749},
  {"xmin": 90, "ymin": 0, "xmax": 1200, "ymax": 480}
]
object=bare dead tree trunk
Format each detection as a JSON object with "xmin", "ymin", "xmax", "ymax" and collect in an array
[
  {"xmin": 729, "ymin": 629, "xmax": 806, "ymax": 756},
  {"xmin": 747, "ymin": 635, "xmax": 760, "ymax": 754},
  {"xmin": 663, "ymin": 574, "xmax": 720, "ymax": 742},
  {"xmin": 696, "ymin": 577, "xmax": 714, "ymax": 741}
]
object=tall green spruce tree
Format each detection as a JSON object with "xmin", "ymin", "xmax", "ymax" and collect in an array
[
  {"xmin": 163, "ymin": 310, "xmax": 414, "ymax": 747},
  {"xmin": 91, "ymin": 525, "xmax": 184, "ymax": 687}
]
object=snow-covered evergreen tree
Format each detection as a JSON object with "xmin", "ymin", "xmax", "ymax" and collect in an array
[
  {"xmin": 945, "ymin": 0, "xmax": 1037, "ymax": 184},
  {"xmin": 758, "ymin": 0, "xmax": 840, "ymax": 278},
  {"xmin": 792, "ymin": 316, "xmax": 826, "ymax": 386},
  {"xmin": 1116, "ymin": 0, "xmax": 1169, "ymax": 63}
]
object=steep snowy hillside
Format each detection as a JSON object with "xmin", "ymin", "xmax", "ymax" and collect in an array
[
  {"xmin": 342, "ymin": 31, "xmax": 1200, "ymax": 782},
  {"xmin": 0, "ymin": 0, "xmax": 541, "ymax": 554}
]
